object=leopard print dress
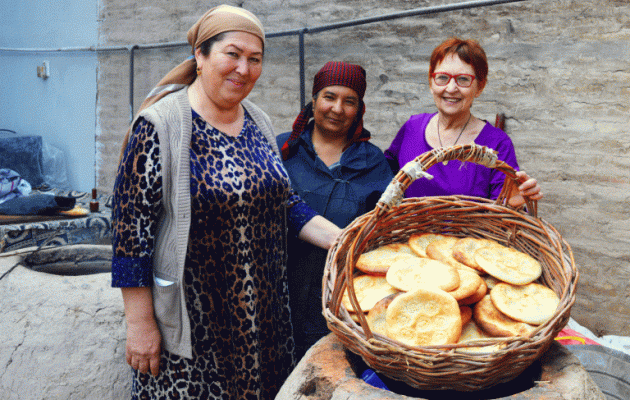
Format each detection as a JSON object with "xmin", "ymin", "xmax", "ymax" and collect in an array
[{"xmin": 112, "ymin": 110, "xmax": 300, "ymax": 399}]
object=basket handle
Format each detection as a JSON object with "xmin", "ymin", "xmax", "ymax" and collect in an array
[{"xmin": 377, "ymin": 144, "xmax": 537, "ymax": 217}]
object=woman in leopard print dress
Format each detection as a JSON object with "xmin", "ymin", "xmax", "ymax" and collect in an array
[{"xmin": 111, "ymin": 5, "xmax": 340, "ymax": 399}]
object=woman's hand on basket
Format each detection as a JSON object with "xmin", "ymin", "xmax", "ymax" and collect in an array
[
  {"xmin": 508, "ymin": 171, "xmax": 543, "ymax": 207},
  {"xmin": 299, "ymin": 215, "xmax": 342, "ymax": 250}
]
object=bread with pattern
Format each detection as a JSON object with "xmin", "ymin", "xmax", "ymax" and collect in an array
[
  {"xmin": 452, "ymin": 237, "xmax": 498, "ymax": 271},
  {"xmin": 356, "ymin": 243, "xmax": 418, "ymax": 275},
  {"xmin": 386, "ymin": 286, "xmax": 461, "ymax": 346},
  {"xmin": 341, "ymin": 274, "xmax": 399, "ymax": 313},
  {"xmin": 475, "ymin": 245, "xmax": 542, "ymax": 285},
  {"xmin": 426, "ymin": 237, "xmax": 480, "ymax": 275},
  {"xmin": 447, "ymin": 268, "xmax": 483, "ymax": 301},
  {"xmin": 408, "ymin": 233, "xmax": 450, "ymax": 258},
  {"xmin": 474, "ymin": 295, "xmax": 535, "ymax": 337},
  {"xmin": 386, "ymin": 256, "xmax": 460, "ymax": 292},
  {"xmin": 490, "ymin": 282, "xmax": 560, "ymax": 325}
]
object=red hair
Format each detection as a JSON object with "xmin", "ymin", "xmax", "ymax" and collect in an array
[{"xmin": 429, "ymin": 38, "xmax": 488, "ymax": 90}]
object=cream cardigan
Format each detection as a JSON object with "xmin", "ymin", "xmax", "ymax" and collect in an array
[{"xmin": 139, "ymin": 87, "xmax": 280, "ymax": 359}]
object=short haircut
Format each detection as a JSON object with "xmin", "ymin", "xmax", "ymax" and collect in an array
[{"xmin": 429, "ymin": 38, "xmax": 488, "ymax": 90}]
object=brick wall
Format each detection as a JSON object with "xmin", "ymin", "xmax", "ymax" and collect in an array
[{"xmin": 97, "ymin": 0, "xmax": 630, "ymax": 336}]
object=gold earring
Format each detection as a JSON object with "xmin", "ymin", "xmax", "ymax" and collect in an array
[{"xmin": 196, "ymin": 67, "xmax": 201, "ymax": 76}]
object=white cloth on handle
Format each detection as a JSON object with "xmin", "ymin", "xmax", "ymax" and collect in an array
[{"xmin": 378, "ymin": 162, "xmax": 433, "ymax": 208}]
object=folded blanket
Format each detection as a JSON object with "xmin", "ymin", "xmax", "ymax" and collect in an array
[
  {"xmin": 0, "ymin": 168, "xmax": 32, "ymax": 204},
  {"xmin": 0, "ymin": 193, "xmax": 75, "ymax": 216}
]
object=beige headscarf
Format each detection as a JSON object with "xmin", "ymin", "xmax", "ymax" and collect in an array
[{"xmin": 118, "ymin": 4, "xmax": 265, "ymax": 162}]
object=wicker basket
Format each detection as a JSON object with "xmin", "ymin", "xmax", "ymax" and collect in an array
[{"xmin": 322, "ymin": 144, "xmax": 578, "ymax": 392}]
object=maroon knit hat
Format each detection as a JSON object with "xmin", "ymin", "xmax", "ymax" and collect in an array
[
  {"xmin": 312, "ymin": 61, "xmax": 367, "ymax": 98},
  {"xmin": 281, "ymin": 61, "xmax": 370, "ymax": 160}
]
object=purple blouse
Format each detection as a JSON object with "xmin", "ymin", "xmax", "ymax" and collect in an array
[{"xmin": 385, "ymin": 113, "xmax": 520, "ymax": 199}]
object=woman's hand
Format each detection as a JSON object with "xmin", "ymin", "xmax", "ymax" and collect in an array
[
  {"xmin": 126, "ymin": 317, "xmax": 162, "ymax": 377},
  {"xmin": 507, "ymin": 171, "xmax": 543, "ymax": 207},
  {"xmin": 121, "ymin": 287, "xmax": 162, "ymax": 377},
  {"xmin": 298, "ymin": 215, "xmax": 342, "ymax": 250}
]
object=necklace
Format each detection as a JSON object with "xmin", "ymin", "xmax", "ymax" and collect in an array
[{"xmin": 437, "ymin": 114, "xmax": 472, "ymax": 165}]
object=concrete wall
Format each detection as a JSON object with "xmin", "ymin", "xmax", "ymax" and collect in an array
[{"xmin": 0, "ymin": 0, "xmax": 99, "ymax": 192}]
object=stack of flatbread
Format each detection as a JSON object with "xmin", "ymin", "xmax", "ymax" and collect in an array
[{"xmin": 343, "ymin": 233, "xmax": 560, "ymax": 352}]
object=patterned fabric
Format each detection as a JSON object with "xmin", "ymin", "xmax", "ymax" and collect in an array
[
  {"xmin": 111, "ymin": 116, "xmax": 162, "ymax": 288},
  {"xmin": 281, "ymin": 61, "xmax": 370, "ymax": 160},
  {"xmin": 312, "ymin": 61, "xmax": 366, "ymax": 99},
  {"xmin": 111, "ymin": 257, "xmax": 152, "ymax": 288},
  {"xmin": 285, "ymin": 200, "xmax": 317, "ymax": 238},
  {"xmin": 112, "ymin": 111, "xmax": 299, "ymax": 399},
  {"xmin": 0, "ymin": 168, "xmax": 31, "ymax": 204},
  {"xmin": 0, "ymin": 189, "xmax": 112, "ymax": 253}
]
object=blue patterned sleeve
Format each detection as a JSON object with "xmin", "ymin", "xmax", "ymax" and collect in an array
[
  {"xmin": 286, "ymin": 192, "xmax": 318, "ymax": 238},
  {"xmin": 111, "ymin": 118, "xmax": 163, "ymax": 287}
]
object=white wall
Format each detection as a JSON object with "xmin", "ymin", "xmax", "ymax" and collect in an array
[{"xmin": 0, "ymin": 0, "xmax": 99, "ymax": 192}]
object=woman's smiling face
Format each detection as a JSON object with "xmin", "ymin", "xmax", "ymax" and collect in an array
[
  {"xmin": 430, "ymin": 54, "xmax": 483, "ymax": 118},
  {"xmin": 195, "ymin": 31, "xmax": 264, "ymax": 109},
  {"xmin": 312, "ymin": 85, "xmax": 360, "ymax": 138}
]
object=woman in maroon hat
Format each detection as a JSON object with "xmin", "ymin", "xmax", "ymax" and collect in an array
[{"xmin": 277, "ymin": 61, "xmax": 393, "ymax": 360}]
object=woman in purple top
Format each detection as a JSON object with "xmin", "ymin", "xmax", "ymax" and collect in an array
[{"xmin": 385, "ymin": 38, "xmax": 542, "ymax": 206}]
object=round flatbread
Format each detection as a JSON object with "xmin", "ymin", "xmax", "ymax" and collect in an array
[
  {"xmin": 456, "ymin": 320, "xmax": 503, "ymax": 353},
  {"xmin": 366, "ymin": 293, "xmax": 401, "ymax": 337},
  {"xmin": 58, "ymin": 206, "xmax": 89, "ymax": 217},
  {"xmin": 473, "ymin": 295, "xmax": 535, "ymax": 337},
  {"xmin": 408, "ymin": 233, "xmax": 450, "ymax": 258},
  {"xmin": 426, "ymin": 237, "xmax": 480, "ymax": 275},
  {"xmin": 386, "ymin": 256, "xmax": 460, "ymax": 292},
  {"xmin": 490, "ymin": 282, "xmax": 560, "ymax": 325},
  {"xmin": 452, "ymin": 237, "xmax": 498, "ymax": 271},
  {"xmin": 483, "ymin": 275, "xmax": 501, "ymax": 291},
  {"xmin": 458, "ymin": 277, "xmax": 488, "ymax": 306},
  {"xmin": 475, "ymin": 245, "xmax": 542, "ymax": 285},
  {"xmin": 447, "ymin": 268, "xmax": 483, "ymax": 300},
  {"xmin": 460, "ymin": 305, "xmax": 473, "ymax": 326},
  {"xmin": 341, "ymin": 274, "xmax": 399, "ymax": 313},
  {"xmin": 386, "ymin": 286, "xmax": 461, "ymax": 347},
  {"xmin": 356, "ymin": 243, "xmax": 418, "ymax": 275}
]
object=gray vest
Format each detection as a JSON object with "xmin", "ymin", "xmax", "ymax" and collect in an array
[{"xmin": 139, "ymin": 87, "xmax": 280, "ymax": 359}]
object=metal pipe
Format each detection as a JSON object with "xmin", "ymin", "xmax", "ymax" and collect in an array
[
  {"xmin": 299, "ymin": 30, "xmax": 306, "ymax": 110},
  {"xmin": 0, "ymin": 41, "xmax": 187, "ymax": 53},
  {"xmin": 128, "ymin": 45, "xmax": 138, "ymax": 123},
  {"xmin": 304, "ymin": 0, "xmax": 527, "ymax": 34}
]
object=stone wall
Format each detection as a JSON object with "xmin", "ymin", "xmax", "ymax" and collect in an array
[{"xmin": 96, "ymin": 0, "xmax": 630, "ymax": 336}]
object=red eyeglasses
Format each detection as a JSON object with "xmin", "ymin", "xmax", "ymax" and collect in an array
[{"xmin": 431, "ymin": 73, "xmax": 476, "ymax": 88}]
